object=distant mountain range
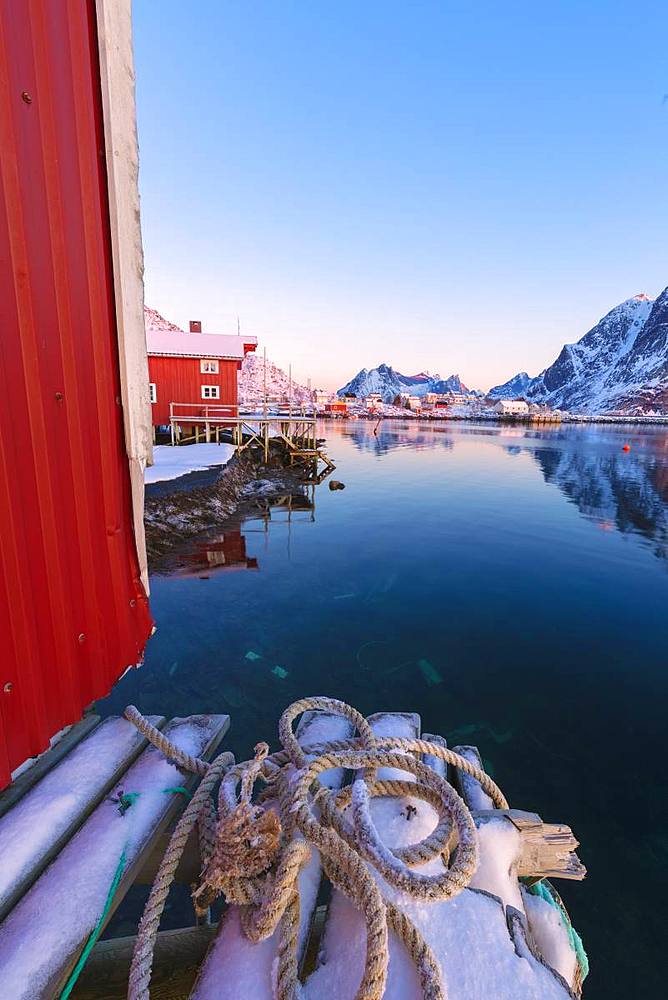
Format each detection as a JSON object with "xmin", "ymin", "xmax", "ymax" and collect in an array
[
  {"xmin": 490, "ymin": 287, "xmax": 668, "ymax": 414},
  {"xmin": 338, "ymin": 364, "xmax": 471, "ymax": 403}
]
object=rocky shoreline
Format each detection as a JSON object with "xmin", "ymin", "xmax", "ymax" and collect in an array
[{"xmin": 144, "ymin": 456, "xmax": 310, "ymax": 567}]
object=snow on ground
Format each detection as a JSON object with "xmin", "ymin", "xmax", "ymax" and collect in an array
[{"xmin": 145, "ymin": 443, "xmax": 235, "ymax": 484}]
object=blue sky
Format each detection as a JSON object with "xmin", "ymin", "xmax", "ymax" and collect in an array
[{"xmin": 133, "ymin": 0, "xmax": 667, "ymax": 391}]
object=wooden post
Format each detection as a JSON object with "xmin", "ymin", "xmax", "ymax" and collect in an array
[{"xmin": 205, "ymin": 421, "xmax": 210, "ymax": 443}]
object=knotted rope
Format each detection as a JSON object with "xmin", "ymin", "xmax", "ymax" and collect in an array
[{"xmin": 125, "ymin": 696, "xmax": 509, "ymax": 1000}]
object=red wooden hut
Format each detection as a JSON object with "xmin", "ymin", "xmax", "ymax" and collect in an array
[
  {"xmin": 0, "ymin": 1, "xmax": 153, "ymax": 788},
  {"xmin": 146, "ymin": 317, "xmax": 257, "ymax": 426}
]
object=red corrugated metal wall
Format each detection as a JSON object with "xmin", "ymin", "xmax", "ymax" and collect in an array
[
  {"xmin": 148, "ymin": 356, "xmax": 239, "ymax": 424},
  {"xmin": 0, "ymin": 0, "xmax": 153, "ymax": 787}
]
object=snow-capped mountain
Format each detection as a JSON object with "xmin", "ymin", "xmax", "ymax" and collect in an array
[
  {"xmin": 487, "ymin": 372, "xmax": 537, "ymax": 400},
  {"xmin": 238, "ymin": 352, "xmax": 314, "ymax": 405},
  {"xmin": 489, "ymin": 289, "xmax": 668, "ymax": 413},
  {"xmin": 338, "ymin": 364, "xmax": 471, "ymax": 403}
]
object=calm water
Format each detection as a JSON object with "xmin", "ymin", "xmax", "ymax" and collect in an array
[{"xmin": 102, "ymin": 420, "xmax": 668, "ymax": 998}]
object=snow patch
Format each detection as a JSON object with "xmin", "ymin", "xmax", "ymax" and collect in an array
[{"xmin": 145, "ymin": 443, "xmax": 235, "ymax": 483}]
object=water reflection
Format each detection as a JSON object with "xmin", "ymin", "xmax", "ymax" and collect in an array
[
  {"xmin": 180, "ymin": 529, "xmax": 259, "ymax": 577},
  {"xmin": 169, "ymin": 489, "xmax": 318, "ymax": 577},
  {"xmin": 325, "ymin": 418, "xmax": 668, "ymax": 565},
  {"xmin": 530, "ymin": 447, "xmax": 668, "ymax": 561}
]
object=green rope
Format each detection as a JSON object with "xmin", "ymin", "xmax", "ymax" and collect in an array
[
  {"xmin": 528, "ymin": 880, "xmax": 589, "ymax": 981},
  {"xmin": 57, "ymin": 787, "xmax": 191, "ymax": 999},
  {"xmin": 58, "ymin": 846, "xmax": 127, "ymax": 1000}
]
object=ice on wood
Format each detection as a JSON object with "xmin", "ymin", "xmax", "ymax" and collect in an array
[
  {"xmin": 452, "ymin": 745, "xmax": 495, "ymax": 810},
  {"xmin": 0, "ymin": 716, "xmax": 221, "ymax": 1000},
  {"xmin": 0, "ymin": 717, "xmax": 159, "ymax": 916},
  {"xmin": 366, "ymin": 712, "xmax": 420, "ymax": 781}
]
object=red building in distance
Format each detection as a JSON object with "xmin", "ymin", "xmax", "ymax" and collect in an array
[{"xmin": 146, "ymin": 315, "xmax": 257, "ymax": 426}]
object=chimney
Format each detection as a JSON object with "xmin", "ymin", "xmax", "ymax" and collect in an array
[{"xmin": 189, "ymin": 320, "xmax": 202, "ymax": 333}]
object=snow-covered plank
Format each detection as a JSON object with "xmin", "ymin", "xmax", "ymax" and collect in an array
[
  {"xmin": 452, "ymin": 744, "xmax": 494, "ymax": 811},
  {"xmin": 190, "ymin": 708, "xmax": 355, "ymax": 1000},
  {"xmin": 521, "ymin": 886, "xmax": 579, "ymax": 990},
  {"xmin": 473, "ymin": 810, "xmax": 586, "ymax": 883},
  {"xmin": 0, "ymin": 715, "xmax": 164, "ymax": 923},
  {"xmin": 74, "ymin": 925, "xmax": 217, "ymax": 999},
  {"xmin": 303, "ymin": 722, "xmax": 576, "ymax": 999},
  {"xmin": 422, "ymin": 732, "xmax": 447, "ymax": 779},
  {"xmin": 366, "ymin": 711, "xmax": 421, "ymax": 780},
  {"xmin": 0, "ymin": 714, "xmax": 101, "ymax": 819},
  {"xmin": 0, "ymin": 714, "xmax": 229, "ymax": 1000}
]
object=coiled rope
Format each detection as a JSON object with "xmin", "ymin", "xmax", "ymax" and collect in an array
[{"xmin": 125, "ymin": 696, "xmax": 509, "ymax": 1000}]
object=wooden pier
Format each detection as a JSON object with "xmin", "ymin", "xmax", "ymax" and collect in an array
[
  {"xmin": 0, "ymin": 698, "xmax": 587, "ymax": 999},
  {"xmin": 167, "ymin": 403, "xmax": 336, "ymax": 479}
]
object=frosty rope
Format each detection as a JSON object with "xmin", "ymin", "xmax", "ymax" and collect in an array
[{"xmin": 125, "ymin": 696, "xmax": 509, "ymax": 1000}]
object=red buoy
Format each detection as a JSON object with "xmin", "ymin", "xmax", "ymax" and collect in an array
[{"xmin": 623, "ymin": 444, "xmax": 631, "ymax": 452}]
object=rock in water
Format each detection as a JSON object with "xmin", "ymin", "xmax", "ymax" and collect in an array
[{"xmin": 329, "ymin": 480, "xmax": 346, "ymax": 491}]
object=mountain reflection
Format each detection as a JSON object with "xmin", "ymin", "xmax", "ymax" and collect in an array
[{"xmin": 529, "ymin": 445, "xmax": 668, "ymax": 563}]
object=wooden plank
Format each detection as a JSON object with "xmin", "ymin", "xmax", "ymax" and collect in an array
[
  {"xmin": 473, "ymin": 810, "xmax": 586, "ymax": 882},
  {"xmin": 135, "ymin": 824, "xmax": 201, "ymax": 886},
  {"xmin": 191, "ymin": 708, "xmax": 354, "ymax": 1000},
  {"xmin": 0, "ymin": 714, "xmax": 101, "ymax": 819},
  {"xmin": 366, "ymin": 711, "xmax": 421, "ymax": 779},
  {"xmin": 422, "ymin": 732, "xmax": 447, "ymax": 780},
  {"xmin": 0, "ymin": 714, "xmax": 229, "ymax": 1000},
  {"xmin": 72, "ymin": 926, "xmax": 217, "ymax": 1000},
  {"xmin": 0, "ymin": 715, "xmax": 166, "ymax": 923},
  {"xmin": 452, "ymin": 744, "xmax": 494, "ymax": 810}
]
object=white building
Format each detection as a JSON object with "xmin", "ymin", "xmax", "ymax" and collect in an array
[
  {"xmin": 406, "ymin": 395, "xmax": 422, "ymax": 410},
  {"xmin": 494, "ymin": 399, "xmax": 529, "ymax": 415},
  {"xmin": 365, "ymin": 392, "xmax": 383, "ymax": 410}
]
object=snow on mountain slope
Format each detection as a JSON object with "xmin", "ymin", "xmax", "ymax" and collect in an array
[
  {"xmin": 144, "ymin": 306, "xmax": 184, "ymax": 333},
  {"xmin": 491, "ymin": 290, "xmax": 667, "ymax": 414},
  {"xmin": 238, "ymin": 352, "xmax": 314, "ymax": 404},
  {"xmin": 487, "ymin": 372, "xmax": 538, "ymax": 400},
  {"xmin": 338, "ymin": 364, "xmax": 471, "ymax": 402}
]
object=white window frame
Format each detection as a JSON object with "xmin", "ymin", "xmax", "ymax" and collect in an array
[
  {"xmin": 200, "ymin": 359, "xmax": 219, "ymax": 374},
  {"xmin": 201, "ymin": 385, "xmax": 220, "ymax": 400},
  {"xmin": 149, "ymin": 382, "xmax": 157, "ymax": 403}
]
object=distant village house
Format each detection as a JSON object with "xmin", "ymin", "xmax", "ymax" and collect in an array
[{"xmin": 494, "ymin": 399, "xmax": 529, "ymax": 415}]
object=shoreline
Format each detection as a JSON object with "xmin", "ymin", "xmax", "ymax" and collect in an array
[{"xmin": 314, "ymin": 413, "xmax": 668, "ymax": 426}]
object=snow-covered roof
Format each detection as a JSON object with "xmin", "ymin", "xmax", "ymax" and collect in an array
[{"xmin": 146, "ymin": 328, "xmax": 257, "ymax": 360}]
